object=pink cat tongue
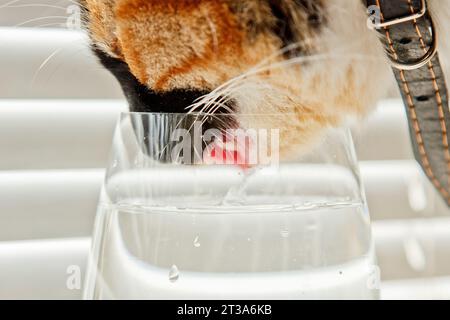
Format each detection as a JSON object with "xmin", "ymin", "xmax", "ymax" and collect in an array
[{"xmin": 203, "ymin": 134, "xmax": 253, "ymax": 168}]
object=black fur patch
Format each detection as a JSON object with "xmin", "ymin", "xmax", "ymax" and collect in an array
[{"xmin": 94, "ymin": 48, "xmax": 209, "ymax": 113}]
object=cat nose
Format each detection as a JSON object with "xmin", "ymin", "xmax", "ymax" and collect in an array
[{"xmin": 128, "ymin": 85, "xmax": 209, "ymax": 114}]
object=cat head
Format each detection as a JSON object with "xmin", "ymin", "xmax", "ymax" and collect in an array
[{"xmin": 80, "ymin": 0, "xmax": 390, "ymax": 156}]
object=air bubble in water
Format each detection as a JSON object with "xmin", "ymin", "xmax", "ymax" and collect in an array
[
  {"xmin": 194, "ymin": 236, "xmax": 201, "ymax": 248},
  {"xmin": 169, "ymin": 265, "xmax": 179, "ymax": 282}
]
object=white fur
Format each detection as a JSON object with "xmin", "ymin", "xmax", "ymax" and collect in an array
[{"xmin": 317, "ymin": 0, "xmax": 394, "ymax": 111}]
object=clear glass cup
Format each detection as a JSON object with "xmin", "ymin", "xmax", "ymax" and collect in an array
[{"xmin": 83, "ymin": 112, "xmax": 378, "ymax": 300}]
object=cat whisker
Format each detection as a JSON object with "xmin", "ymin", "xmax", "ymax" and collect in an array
[
  {"xmin": 185, "ymin": 40, "xmax": 315, "ymax": 114},
  {"xmin": 0, "ymin": 0, "xmax": 21, "ymax": 10},
  {"xmin": 31, "ymin": 47, "xmax": 63, "ymax": 85},
  {"xmin": 4, "ymin": 4, "xmax": 68, "ymax": 10},
  {"xmin": 31, "ymin": 22, "xmax": 67, "ymax": 28},
  {"xmin": 30, "ymin": 46, "xmax": 87, "ymax": 88},
  {"xmin": 15, "ymin": 15, "xmax": 69, "ymax": 27},
  {"xmin": 188, "ymin": 47, "xmax": 385, "ymax": 122}
]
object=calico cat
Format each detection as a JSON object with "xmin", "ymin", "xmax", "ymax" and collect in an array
[{"xmin": 78, "ymin": 0, "xmax": 450, "ymax": 158}]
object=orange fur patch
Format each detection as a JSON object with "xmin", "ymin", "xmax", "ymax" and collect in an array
[
  {"xmin": 114, "ymin": 0, "xmax": 276, "ymax": 91},
  {"xmin": 84, "ymin": 0, "xmax": 281, "ymax": 91},
  {"xmin": 117, "ymin": 1, "xmax": 243, "ymax": 90}
]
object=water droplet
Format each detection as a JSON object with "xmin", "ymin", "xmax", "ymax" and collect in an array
[
  {"xmin": 169, "ymin": 265, "xmax": 179, "ymax": 282},
  {"xmin": 193, "ymin": 236, "xmax": 201, "ymax": 248},
  {"xmin": 112, "ymin": 160, "xmax": 118, "ymax": 168},
  {"xmin": 280, "ymin": 230, "xmax": 290, "ymax": 238}
]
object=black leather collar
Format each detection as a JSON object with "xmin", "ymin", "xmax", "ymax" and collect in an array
[{"xmin": 365, "ymin": 0, "xmax": 450, "ymax": 206}]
